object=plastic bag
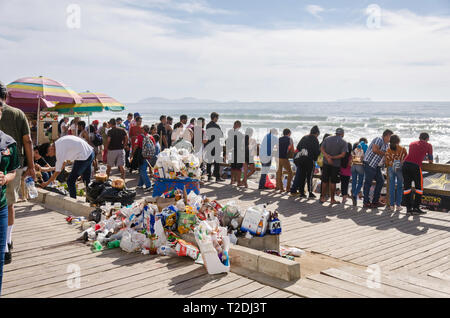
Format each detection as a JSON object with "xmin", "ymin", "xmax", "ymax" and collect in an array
[
  {"xmin": 88, "ymin": 208, "xmax": 103, "ymax": 223},
  {"xmin": 175, "ymin": 239, "xmax": 200, "ymax": 260},
  {"xmin": 241, "ymin": 205, "xmax": 270, "ymax": 237},
  {"xmin": 177, "ymin": 211, "xmax": 197, "ymax": 234},
  {"xmin": 157, "ymin": 245, "xmax": 178, "ymax": 257}
]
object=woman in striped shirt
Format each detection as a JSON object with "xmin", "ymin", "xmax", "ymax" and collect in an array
[{"xmin": 385, "ymin": 135, "xmax": 408, "ymax": 212}]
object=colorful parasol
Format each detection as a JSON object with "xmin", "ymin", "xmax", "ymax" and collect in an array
[
  {"xmin": 51, "ymin": 92, "xmax": 125, "ymax": 114},
  {"xmin": 7, "ymin": 76, "xmax": 82, "ymax": 104}
]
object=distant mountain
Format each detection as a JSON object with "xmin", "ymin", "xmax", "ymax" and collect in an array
[
  {"xmin": 139, "ymin": 97, "xmax": 223, "ymax": 104},
  {"xmin": 336, "ymin": 97, "xmax": 372, "ymax": 102}
]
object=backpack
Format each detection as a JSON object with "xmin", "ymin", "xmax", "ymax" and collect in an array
[
  {"xmin": 141, "ymin": 134, "xmax": 156, "ymax": 159},
  {"xmin": 93, "ymin": 133, "xmax": 103, "ymax": 147}
]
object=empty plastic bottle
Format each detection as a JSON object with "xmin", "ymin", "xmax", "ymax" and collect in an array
[
  {"xmin": 107, "ymin": 240, "xmax": 121, "ymax": 249},
  {"xmin": 92, "ymin": 241, "xmax": 103, "ymax": 252},
  {"xmin": 25, "ymin": 176, "xmax": 38, "ymax": 199}
]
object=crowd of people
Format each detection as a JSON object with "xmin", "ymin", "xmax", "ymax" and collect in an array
[{"xmin": 0, "ymin": 79, "xmax": 438, "ymax": 294}]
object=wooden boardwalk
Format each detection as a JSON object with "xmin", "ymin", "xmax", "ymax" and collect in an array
[{"xmin": 2, "ymin": 178, "xmax": 450, "ymax": 298}]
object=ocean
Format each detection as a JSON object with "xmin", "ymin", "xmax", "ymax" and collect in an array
[{"xmin": 89, "ymin": 101, "xmax": 450, "ymax": 163}]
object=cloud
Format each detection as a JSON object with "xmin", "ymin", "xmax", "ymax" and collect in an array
[
  {"xmin": 305, "ymin": 5, "xmax": 325, "ymax": 19},
  {"xmin": 1, "ymin": 2, "xmax": 450, "ymax": 102},
  {"xmin": 120, "ymin": 0, "xmax": 233, "ymax": 15}
]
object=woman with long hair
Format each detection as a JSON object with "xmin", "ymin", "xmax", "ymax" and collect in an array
[{"xmin": 385, "ymin": 134, "xmax": 407, "ymax": 212}]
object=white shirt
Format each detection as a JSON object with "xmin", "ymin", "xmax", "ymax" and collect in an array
[{"xmin": 55, "ymin": 135, "xmax": 94, "ymax": 172}]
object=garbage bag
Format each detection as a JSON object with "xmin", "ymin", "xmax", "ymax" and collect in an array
[
  {"xmin": 86, "ymin": 180, "xmax": 111, "ymax": 203},
  {"xmin": 88, "ymin": 208, "xmax": 103, "ymax": 223},
  {"xmin": 95, "ymin": 187, "xmax": 136, "ymax": 206}
]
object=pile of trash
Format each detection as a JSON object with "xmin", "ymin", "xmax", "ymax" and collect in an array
[
  {"xmin": 153, "ymin": 148, "xmax": 201, "ymax": 180},
  {"xmin": 68, "ymin": 192, "xmax": 283, "ymax": 275}
]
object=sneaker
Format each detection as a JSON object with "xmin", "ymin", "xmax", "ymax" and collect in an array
[
  {"xmin": 290, "ymin": 192, "xmax": 299, "ymax": 197},
  {"xmin": 136, "ymin": 186, "xmax": 144, "ymax": 190},
  {"xmin": 413, "ymin": 207, "xmax": 427, "ymax": 215},
  {"xmin": 216, "ymin": 177, "xmax": 225, "ymax": 182},
  {"xmin": 299, "ymin": 193, "xmax": 307, "ymax": 199},
  {"xmin": 207, "ymin": 176, "xmax": 213, "ymax": 182},
  {"xmin": 395, "ymin": 206, "xmax": 402, "ymax": 212},
  {"xmin": 309, "ymin": 193, "xmax": 317, "ymax": 199},
  {"xmin": 4, "ymin": 250, "xmax": 11, "ymax": 265},
  {"xmin": 144, "ymin": 187, "xmax": 153, "ymax": 192},
  {"xmin": 351, "ymin": 196, "xmax": 357, "ymax": 206}
]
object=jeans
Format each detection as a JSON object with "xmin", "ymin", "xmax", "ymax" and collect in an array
[
  {"xmin": 258, "ymin": 161, "xmax": 272, "ymax": 189},
  {"xmin": 388, "ymin": 167, "xmax": 403, "ymax": 207},
  {"xmin": 138, "ymin": 160, "xmax": 152, "ymax": 188},
  {"xmin": 67, "ymin": 151, "xmax": 95, "ymax": 199},
  {"xmin": 363, "ymin": 163, "xmax": 384, "ymax": 205},
  {"xmin": 351, "ymin": 165, "xmax": 365, "ymax": 199},
  {"xmin": 0, "ymin": 205, "xmax": 8, "ymax": 295}
]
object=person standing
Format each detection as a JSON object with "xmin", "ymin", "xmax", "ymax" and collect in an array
[
  {"xmin": 129, "ymin": 116, "xmax": 143, "ymax": 156},
  {"xmin": 99, "ymin": 122, "xmax": 109, "ymax": 164},
  {"xmin": 205, "ymin": 112, "xmax": 224, "ymax": 182},
  {"xmin": 166, "ymin": 116, "xmax": 173, "ymax": 148},
  {"xmin": 124, "ymin": 113, "xmax": 133, "ymax": 132},
  {"xmin": 340, "ymin": 143, "xmax": 353, "ymax": 205},
  {"xmin": 350, "ymin": 138, "xmax": 368, "ymax": 206},
  {"xmin": 40, "ymin": 136, "xmax": 94, "ymax": 199},
  {"xmin": 105, "ymin": 118, "xmax": 128, "ymax": 180},
  {"xmin": 292, "ymin": 126, "xmax": 321, "ymax": 198},
  {"xmin": 258, "ymin": 128, "xmax": 279, "ymax": 190},
  {"xmin": 0, "ymin": 81, "xmax": 35, "ymax": 266},
  {"xmin": 385, "ymin": 135, "xmax": 407, "ymax": 212},
  {"xmin": 402, "ymin": 133, "xmax": 433, "ymax": 215},
  {"xmin": 132, "ymin": 125, "xmax": 154, "ymax": 191},
  {"xmin": 180, "ymin": 115, "xmax": 188, "ymax": 128},
  {"xmin": 226, "ymin": 121, "xmax": 244, "ymax": 186},
  {"xmin": 242, "ymin": 127, "xmax": 257, "ymax": 188},
  {"xmin": 59, "ymin": 117, "xmax": 70, "ymax": 137},
  {"xmin": 362, "ymin": 129, "xmax": 393, "ymax": 209},
  {"xmin": 157, "ymin": 115, "xmax": 169, "ymax": 150},
  {"xmin": 0, "ymin": 126, "xmax": 19, "ymax": 295},
  {"xmin": 320, "ymin": 128, "xmax": 348, "ymax": 204},
  {"xmin": 276, "ymin": 129, "xmax": 294, "ymax": 193}
]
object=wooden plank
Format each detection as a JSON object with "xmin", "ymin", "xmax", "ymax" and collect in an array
[
  {"xmin": 422, "ymin": 163, "xmax": 450, "ymax": 174},
  {"xmin": 383, "ymin": 272, "xmax": 450, "ymax": 296},
  {"xmin": 338, "ymin": 266, "xmax": 448, "ymax": 298},
  {"xmin": 264, "ymin": 289, "xmax": 294, "ymax": 298},
  {"xmin": 240, "ymin": 285, "xmax": 281, "ymax": 298},
  {"xmin": 296, "ymin": 279, "xmax": 364, "ymax": 298},
  {"xmin": 321, "ymin": 268, "xmax": 425, "ymax": 298},
  {"xmin": 306, "ymin": 274, "xmax": 390, "ymax": 298},
  {"xmin": 428, "ymin": 272, "xmax": 450, "ymax": 282},
  {"xmin": 217, "ymin": 281, "xmax": 266, "ymax": 298}
]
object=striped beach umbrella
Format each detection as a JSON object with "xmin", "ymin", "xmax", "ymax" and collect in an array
[
  {"xmin": 51, "ymin": 91, "xmax": 125, "ymax": 114},
  {"xmin": 7, "ymin": 76, "xmax": 82, "ymax": 104}
]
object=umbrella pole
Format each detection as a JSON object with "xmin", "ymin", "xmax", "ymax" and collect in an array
[{"xmin": 37, "ymin": 98, "xmax": 40, "ymax": 145}]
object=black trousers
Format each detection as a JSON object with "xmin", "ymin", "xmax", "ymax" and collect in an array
[
  {"xmin": 341, "ymin": 175, "xmax": 350, "ymax": 196},
  {"xmin": 402, "ymin": 161, "xmax": 423, "ymax": 209},
  {"xmin": 299, "ymin": 156, "xmax": 314, "ymax": 195},
  {"xmin": 207, "ymin": 162, "xmax": 220, "ymax": 178}
]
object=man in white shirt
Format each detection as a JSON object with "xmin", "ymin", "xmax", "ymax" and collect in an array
[{"xmin": 40, "ymin": 135, "xmax": 94, "ymax": 199}]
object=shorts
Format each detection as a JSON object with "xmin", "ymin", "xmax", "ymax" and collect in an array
[
  {"xmin": 321, "ymin": 164, "xmax": 340, "ymax": 184},
  {"xmin": 107, "ymin": 149, "xmax": 125, "ymax": 167},
  {"xmin": 6, "ymin": 167, "xmax": 25, "ymax": 205}
]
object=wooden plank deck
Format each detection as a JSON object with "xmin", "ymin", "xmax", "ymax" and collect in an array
[{"xmin": 2, "ymin": 177, "xmax": 450, "ymax": 298}]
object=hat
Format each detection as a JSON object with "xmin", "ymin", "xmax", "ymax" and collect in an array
[
  {"xmin": 336, "ymin": 128, "xmax": 345, "ymax": 135},
  {"xmin": 92, "ymin": 120, "xmax": 99, "ymax": 125},
  {"xmin": 134, "ymin": 112, "xmax": 141, "ymax": 118}
]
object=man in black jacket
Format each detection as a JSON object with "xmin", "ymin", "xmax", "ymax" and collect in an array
[
  {"xmin": 291, "ymin": 126, "xmax": 321, "ymax": 198},
  {"xmin": 205, "ymin": 112, "xmax": 224, "ymax": 182}
]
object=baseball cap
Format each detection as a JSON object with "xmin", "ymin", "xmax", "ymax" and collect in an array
[
  {"xmin": 336, "ymin": 128, "xmax": 345, "ymax": 135},
  {"xmin": 92, "ymin": 120, "xmax": 99, "ymax": 126},
  {"xmin": 134, "ymin": 112, "xmax": 141, "ymax": 118}
]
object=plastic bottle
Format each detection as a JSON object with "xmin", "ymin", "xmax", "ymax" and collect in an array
[
  {"xmin": 107, "ymin": 240, "xmax": 121, "ymax": 249},
  {"xmin": 92, "ymin": 241, "xmax": 103, "ymax": 252},
  {"xmin": 25, "ymin": 176, "xmax": 38, "ymax": 199}
]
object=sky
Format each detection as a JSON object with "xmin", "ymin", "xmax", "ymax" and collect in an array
[{"xmin": 1, "ymin": 0, "xmax": 450, "ymax": 103}]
